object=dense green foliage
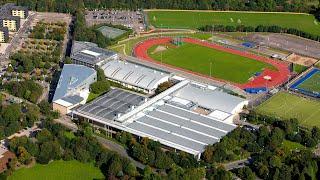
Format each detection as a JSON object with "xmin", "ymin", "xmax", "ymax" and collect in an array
[
  {"xmin": 29, "ymin": 21, "xmax": 67, "ymax": 41},
  {"xmin": 256, "ymin": 92, "xmax": 320, "ymax": 127},
  {"xmin": 10, "ymin": 50, "xmax": 60, "ymax": 73},
  {"xmin": 90, "ymin": 81, "xmax": 110, "ymax": 94},
  {"xmin": 203, "ymin": 117, "xmax": 320, "ymax": 179},
  {"xmin": 200, "ymin": 24, "xmax": 320, "ymax": 42},
  {"xmin": 0, "ymin": 103, "xmax": 40, "ymax": 139},
  {"xmin": 4, "ymin": 0, "xmax": 318, "ymax": 13},
  {"xmin": 4, "ymin": 81, "xmax": 43, "ymax": 103},
  {"xmin": 148, "ymin": 42, "xmax": 275, "ymax": 84}
]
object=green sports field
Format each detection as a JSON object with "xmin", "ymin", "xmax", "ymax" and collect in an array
[
  {"xmin": 256, "ymin": 92, "xmax": 320, "ymax": 127},
  {"xmin": 148, "ymin": 43, "xmax": 275, "ymax": 83},
  {"xmin": 146, "ymin": 10, "xmax": 320, "ymax": 35},
  {"xmin": 9, "ymin": 160, "xmax": 104, "ymax": 180},
  {"xmin": 297, "ymin": 72, "xmax": 320, "ymax": 92}
]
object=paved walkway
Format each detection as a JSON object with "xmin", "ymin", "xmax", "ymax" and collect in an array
[
  {"xmin": 94, "ymin": 135, "xmax": 146, "ymax": 170},
  {"xmin": 223, "ymin": 158, "xmax": 250, "ymax": 170}
]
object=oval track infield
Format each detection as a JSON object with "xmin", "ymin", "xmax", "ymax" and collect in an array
[{"xmin": 133, "ymin": 37, "xmax": 290, "ymax": 89}]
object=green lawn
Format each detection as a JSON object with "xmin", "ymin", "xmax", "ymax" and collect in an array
[
  {"xmin": 148, "ymin": 42, "xmax": 274, "ymax": 83},
  {"xmin": 146, "ymin": 10, "xmax": 320, "ymax": 35},
  {"xmin": 282, "ymin": 140, "xmax": 305, "ymax": 153},
  {"xmin": 256, "ymin": 92, "xmax": 320, "ymax": 127},
  {"xmin": 297, "ymin": 71, "xmax": 320, "ymax": 92},
  {"xmin": 293, "ymin": 64, "xmax": 307, "ymax": 74},
  {"xmin": 9, "ymin": 160, "xmax": 104, "ymax": 180}
]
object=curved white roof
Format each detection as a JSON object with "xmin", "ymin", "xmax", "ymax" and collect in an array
[
  {"xmin": 101, "ymin": 60, "xmax": 169, "ymax": 91},
  {"xmin": 174, "ymin": 83, "xmax": 248, "ymax": 114}
]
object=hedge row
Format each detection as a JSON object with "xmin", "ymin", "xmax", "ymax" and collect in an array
[{"xmin": 199, "ymin": 24, "xmax": 320, "ymax": 42}]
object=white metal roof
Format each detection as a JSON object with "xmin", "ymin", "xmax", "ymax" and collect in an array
[
  {"xmin": 174, "ymin": 83, "xmax": 247, "ymax": 114},
  {"xmin": 101, "ymin": 60, "xmax": 169, "ymax": 91}
]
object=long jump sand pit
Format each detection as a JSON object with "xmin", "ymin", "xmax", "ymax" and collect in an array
[{"xmin": 286, "ymin": 53, "xmax": 318, "ymax": 67}]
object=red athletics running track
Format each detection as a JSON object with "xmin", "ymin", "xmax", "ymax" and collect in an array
[{"xmin": 133, "ymin": 37, "xmax": 291, "ymax": 89}]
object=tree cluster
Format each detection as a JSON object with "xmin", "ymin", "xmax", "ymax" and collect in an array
[
  {"xmin": 199, "ymin": 24, "xmax": 320, "ymax": 42},
  {"xmin": 246, "ymin": 111, "xmax": 320, "ymax": 148},
  {"xmin": 4, "ymin": 80, "xmax": 43, "ymax": 103},
  {"xmin": 0, "ymin": 103, "xmax": 40, "ymax": 139},
  {"xmin": 29, "ymin": 22, "xmax": 67, "ymax": 41},
  {"xmin": 115, "ymin": 131, "xmax": 199, "ymax": 169},
  {"xmin": 203, "ymin": 113, "xmax": 320, "ymax": 179},
  {"xmin": 9, "ymin": 0, "xmax": 318, "ymax": 13},
  {"xmin": 6, "ymin": 120, "xmax": 138, "ymax": 179},
  {"xmin": 10, "ymin": 51, "xmax": 58, "ymax": 74}
]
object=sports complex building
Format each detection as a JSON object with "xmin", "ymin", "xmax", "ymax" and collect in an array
[
  {"xmin": 72, "ymin": 78, "xmax": 248, "ymax": 158},
  {"xmin": 53, "ymin": 40, "xmax": 250, "ymax": 158}
]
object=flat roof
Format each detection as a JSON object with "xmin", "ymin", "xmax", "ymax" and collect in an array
[
  {"xmin": 71, "ymin": 41, "xmax": 117, "ymax": 65},
  {"xmin": 101, "ymin": 60, "xmax": 169, "ymax": 90},
  {"xmin": 174, "ymin": 83, "xmax": 247, "ymax": 113},
  {"xmin": 53, "ymin": 64, "xmax": 96, "ymax": 102},
  {"xmin": 127, "ymin": 103, "xmax": 236, "ymax": 154},
  {"xmin": 76, "ymin": 88, "xmax": 146, "ymax": 121}
]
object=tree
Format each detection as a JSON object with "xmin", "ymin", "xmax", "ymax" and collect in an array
[
  {"xmin": 36, "ymin": 129, "xmax": 53, "ymax": 144},
  {"xmin": 17, "ymin": 146, "xmax": 32, "ymax": 165},
  {"xmin": 269, "ymin": 155, "xmax": 282, "ymax": 168},
  {"xmin": 90, "ymin": 81, "xmax": 110, "ymax": 94},
  {"xmin": 2, "ymin": 104, "xmax": 21, "ymax": 124},
  {"xmin": 123, "ymin": 162, "xmax": 138, "ymax": 177},
  {"xmin": 37, "ymin": 141, "xmax": 61, "ymax": 164},
  {"xmin": 107, "ymin": 159, "xmax": 123, "ymax": 177},
  {"xmin": 96, "ymin": 67, "xmax": 106, "ymax": 81},
  {"xmin": 38, "ymin": 100, "xmax": 51, "ymax": 115},
  {"xmin": 64, "ymin": 57, "xmax": 72, "ymax": 64},
  {"xmin": 236, "ymin": 167, "xmax": 255, "ymax": 180},
  {"xmin": 142, "ymin": 165, "xmax": 153, "ymax": 178}
]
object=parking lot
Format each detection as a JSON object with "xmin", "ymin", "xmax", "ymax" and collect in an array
[
  {"xmin": 85, "ymin": 10, "xmax": 145, "ymax": 33},
  {"xmin": 246, "ymin": 33, "xmax": 320, "ymax": 59}
]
